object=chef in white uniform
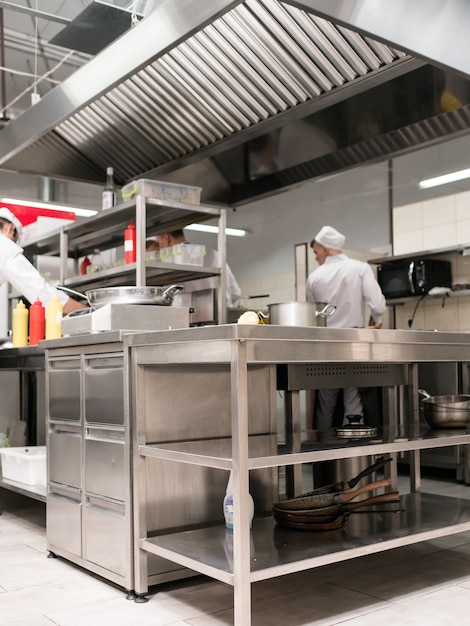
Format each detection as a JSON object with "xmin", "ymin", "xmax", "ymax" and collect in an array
[
  {"xmin": 0, "ymin": 207, "xmax": 85, "ymax": 314},
  {"xmin": 306, "ymin": 225, "xmax": 386, "ymax": 430}
]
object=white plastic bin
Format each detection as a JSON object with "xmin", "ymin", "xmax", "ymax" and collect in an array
[{"xmin": 0, "ymin": 446, "xmax": 47, "ymax": 486}]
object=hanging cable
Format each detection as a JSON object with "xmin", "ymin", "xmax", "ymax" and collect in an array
[{"xmin": 407, "ymin": 294, "xmax": 427, "ymax": 329}]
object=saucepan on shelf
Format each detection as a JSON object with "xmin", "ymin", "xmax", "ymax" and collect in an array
[
  {"xmin": 57, "ymin": 284, "xmax": 184, "ymax": 307},
  {"xmin": 419, "ymin": 389, "xmax": 470, "ymax": 428}
]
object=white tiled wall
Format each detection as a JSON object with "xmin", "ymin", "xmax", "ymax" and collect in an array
[
  {"xmin": 393, "ymin": 191, "xmax": 470, "ymax": 330},
  {"xmin": 393, "ymin": 191, "xmax": 470, "ymax": 255}
]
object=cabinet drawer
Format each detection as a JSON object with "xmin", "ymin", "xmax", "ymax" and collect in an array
[
  {"xmin": 84, "ymin": 357, "xmax": 124, "ymax": 425},
  {"xmin": 48, "ymin": 360, "xmax": 80, "ymax": 421},
  {"xmin": 84, "ymin": 497, "xmax": 128, "ymax": 577},
  {"xmin": 47, "ymin": 492, "xmax": 81, "ymax": 557},
  {"xmin": 49, "ymin": 431, "xmax": 81, "ymax": 488},
  {"xmin": 85, "ymin": 438, "xmax": 125, "ymax": 501}
]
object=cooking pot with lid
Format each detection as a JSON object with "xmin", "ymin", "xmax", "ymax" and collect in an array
[{"xmin": 267, "ymin": 302, "xmax": 336, "ymax": 327}]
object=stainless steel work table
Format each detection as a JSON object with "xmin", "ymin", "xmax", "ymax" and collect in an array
[{"xmin": 127, "ymin": 325, "xmax": 470, "ymax": 625}]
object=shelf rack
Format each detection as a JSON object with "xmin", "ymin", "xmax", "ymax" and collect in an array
[
  {"xmin": 22, "ymin": 194, "xmax": 228, "ymax": 323},
  {"xmin": 127, "ymin": 324, "xmax": 470, "ymax": 626}
]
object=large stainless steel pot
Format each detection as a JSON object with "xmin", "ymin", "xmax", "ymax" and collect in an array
[
  {"xmin": 58, "ymin": 284, "xmax": 183, "ymax": 306},
  {"xmin": 267, "ymin": 302, "xmax": 336, "ymax": 327},
  {"xmin": 419, "ymin": 389, "xmax": 470, "ymax": 428}
]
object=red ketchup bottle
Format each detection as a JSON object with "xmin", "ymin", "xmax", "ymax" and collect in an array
[
  {"xmin": 29, "ymin": 298, "xmax": 45, "ymax": 346},
  {"xmin": 124, "ymin": 221, "xmax": 136, "ymax": 264},
  {"xmin": 80, "ymin": 255, "xmax": 92, "ymax": 275}
]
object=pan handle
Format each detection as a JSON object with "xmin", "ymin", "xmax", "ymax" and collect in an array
[{"xmin": 56, "ymin": 285, "xmax": 88, "ymax": 301}]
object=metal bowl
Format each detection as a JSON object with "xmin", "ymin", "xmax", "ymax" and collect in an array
[{"xmin": 419, "ymin": 391, "xmax": 470, "ymax": 428}]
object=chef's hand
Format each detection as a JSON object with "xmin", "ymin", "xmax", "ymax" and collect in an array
[{"xmin": 368, "ymin": 316, "xmax": 382, "ymax": 329}]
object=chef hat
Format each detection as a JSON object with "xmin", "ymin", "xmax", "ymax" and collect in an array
[
  {"xmin": 0, "ymin": 207, "xmax": 23, "ymax": 236},
  {"xmin": 314, "ymin": 225, "xmax": 345, "ymax": 250}
]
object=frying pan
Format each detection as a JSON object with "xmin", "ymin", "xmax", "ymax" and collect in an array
[
  {"xmin": 58, "ymin": 284, "xmax": 184, "ymax": 307},
  {"xmin": 288, "ymin": 457, "xmax": 391, "ymax": 498},
  {"xmin": 274, "ymin": 513, "xmax": 350, "ymax": 531},
  {"xmin": 274, "ymin": 477, "xmax": 391, "ymax": 511},
  {"xmin": 273, "ymin": 492, "xmax": 400, "ymax": 521}
]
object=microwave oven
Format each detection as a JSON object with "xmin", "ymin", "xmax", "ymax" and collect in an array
[{"xmin": 377, "ymin": 258, "xmax": 452, "ymax": 299}]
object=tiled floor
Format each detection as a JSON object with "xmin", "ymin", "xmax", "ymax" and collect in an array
[{"xmin": 3, "ymin": 471, "xmax": 470, "ymax": 626}]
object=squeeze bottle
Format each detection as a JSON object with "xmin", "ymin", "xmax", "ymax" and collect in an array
[
  {"xmin": 124, "ymin": 221, "xmax": 137, "ymax": 264},
  {"xmin": 29, "ymin": 298, "xmax": 45, "ymax": 345},
  {"xmin": 45, "ymin": 295, "xmax": 63, "ymax": 339},
  {"xmin": 80, "ymin": 256, "xmax": 92, "ymax": 275},
  {"xmin": 12, "ymin": 299, "xmax": 28, "ymax": 347},
  {"xmin": 223, "ymin": 471, "xmax": 254, "ymax": 530}
]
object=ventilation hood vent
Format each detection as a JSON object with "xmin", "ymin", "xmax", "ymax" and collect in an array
[{"xmin": 0, "ymin": 0, "xmax": 469, "ymax": 205}]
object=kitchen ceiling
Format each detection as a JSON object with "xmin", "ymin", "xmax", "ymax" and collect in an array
[{"xmin": 0, "ymin": 0, "xmax": 470, "ymax": 206}]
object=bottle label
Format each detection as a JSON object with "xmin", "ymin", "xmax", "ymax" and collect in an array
[
  {"xmin": 102, "ymin": 190, "xmax": 116, "ymax": 210},
  {"xmin": 124, "ymin": 240, "xmax": 134, "ymax": 252}
]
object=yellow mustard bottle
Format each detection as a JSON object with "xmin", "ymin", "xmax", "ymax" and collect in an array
[
  {"xmin": 12, "ymin": 299, "xmax": 29, "ymax": 347},
  {"xmin": 45, "ymin": 295, "xmax": 63, "ymax": 339}
]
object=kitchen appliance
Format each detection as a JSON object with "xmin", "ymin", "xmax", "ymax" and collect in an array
[
  {"xmin": 61, "ymin": 303, "xmax": 189, "ymax": 335},
  {"xmin": 377, "ymin": 258, "xmax": 452, "ymax": 299},
  {"xmin": 268, "ymin": 302, "xmax": 336, "ymax": 327}
]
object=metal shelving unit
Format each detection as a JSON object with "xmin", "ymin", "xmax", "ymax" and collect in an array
[
  {"xmin": 22, "ymin": 195, "xmax": 228, "ymax": 323},
  {"xmin": 127, "ymin": 325, "xmax": 470, "ymax": 626}
]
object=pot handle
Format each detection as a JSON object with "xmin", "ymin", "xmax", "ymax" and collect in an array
[
  {"xmin": 162, "ymin": 284, "xmax": 184, "ymax": 301},
  {"xmin": 418, "ymin": 389, "xmax": 431, "ymax": 399},
  {"xmin": 315, "ymin": 304, "xmax": 336, "ymax": 318}
]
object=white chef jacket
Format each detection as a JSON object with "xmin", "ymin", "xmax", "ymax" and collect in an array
[
  {"xmin": 0, "ymin": 232, "xmax": 68, "ymax": 306},
  {"xmin": 306, "ymin": 253, "xmax": 386, "ymax": 328},
  {"xmin": 172, "ymin": 244, "xmax": 241, "ymax": 307}
]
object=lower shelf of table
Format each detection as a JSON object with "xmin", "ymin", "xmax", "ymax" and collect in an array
[
  {"xmin": 0, "ymin": 477, "xmax": 46, "ymax": 502},
  {"xmin": 141, "ymin": 492, "xmax": 470, "ymax": 585}
]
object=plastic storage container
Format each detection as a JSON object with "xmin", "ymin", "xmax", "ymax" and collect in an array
[
  {"xmin": 121, "ymin": 179, "xmax": 202, "ymax": 204},
  {"xmin": 0, "ymin": 446, "xmax": 47, "ymax": 486},
  {"xmin": 172, "ymin": 243, "xmax": 206, "ymax": 265},
  {"xmin": 159, "ymin": 247, "xmax": 174, "ymax": 263}
]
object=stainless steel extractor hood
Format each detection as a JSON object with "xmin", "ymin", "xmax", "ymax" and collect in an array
[{"xmin": 0, "ymin": 0, "xmax": 470, "ymax": 206}]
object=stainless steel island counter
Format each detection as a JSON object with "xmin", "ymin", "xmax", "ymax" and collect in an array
[{"xmin": 126, "ymin": 325, "xmax": 470, "ymax": 626}]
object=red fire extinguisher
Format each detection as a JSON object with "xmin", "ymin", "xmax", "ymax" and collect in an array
[
  {"xmin": 29, "ymin": 298, "xmax": 45, "ymax": 346},
  {"xmin": 124, "ymin": 221, "xmax": 136, "ymax": 264}
]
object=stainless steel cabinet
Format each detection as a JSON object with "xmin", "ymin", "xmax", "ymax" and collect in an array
[{"xmin": 45, "ymin": 339, "xmax": 134, "ymax": 590}]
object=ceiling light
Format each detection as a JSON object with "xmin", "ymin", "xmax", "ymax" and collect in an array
[
  {"xmin": 185, "ymin": 224, "xmax": 247, "ymax": 237},
  {"xmin": 418, "ymin": 168, "xmax": 470, "ymax": 189},
  {"xmin": 1, "ymin": 198, "xmax": 98, "ymax": 218}
]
